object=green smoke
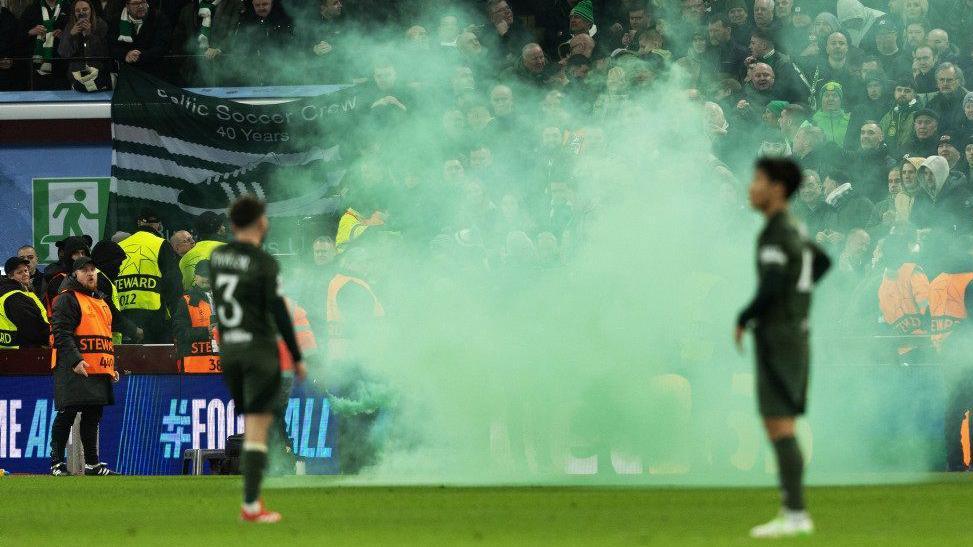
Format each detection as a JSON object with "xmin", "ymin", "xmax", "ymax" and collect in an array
[{"xmin": 234, "ymin": 2, "xmax": 946, "ymax": 485}]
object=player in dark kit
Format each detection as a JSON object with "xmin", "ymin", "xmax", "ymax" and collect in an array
[
  {"xmin": 210, "ymin": 196, "xmax": 306, "ymax": 523},
  {"xmin": 734, "ymin": 158, "xmax": 831, "ymax": 539}
]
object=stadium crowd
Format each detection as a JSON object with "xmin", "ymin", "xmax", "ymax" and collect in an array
[{"xmin": 3, "ymin": 0, "xmax": 973, "ymax": 368}]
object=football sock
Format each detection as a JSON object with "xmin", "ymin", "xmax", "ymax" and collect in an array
[
  {"xmin": 773, "ymin": 436, "xmax": 805, "ymax": 511},
  {"xmin": 242, "ymin": 442, "xmax": 269, "ymax": 506}
]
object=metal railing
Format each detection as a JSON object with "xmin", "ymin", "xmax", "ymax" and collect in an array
[{"xmin": 0, "ymin": 52, "xmax": 346, "ymax": 92}]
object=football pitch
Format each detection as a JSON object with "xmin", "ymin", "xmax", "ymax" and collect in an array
[{"xmin": 1, "ymin": 475, "xmax": 970, "ymax": 546}]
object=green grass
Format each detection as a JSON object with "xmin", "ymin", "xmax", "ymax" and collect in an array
[{"xmin": 1, "ymin": 475, "xmax": 971, "ymax": 545}]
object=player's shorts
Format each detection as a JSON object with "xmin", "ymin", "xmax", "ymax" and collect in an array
[
  {"xmin": 221, "ymin": 348, "xmax": 282, "ymax": 415},
  {"xmin": 754, "ymin": 324, "xmax": 809, "ymax": 417}
]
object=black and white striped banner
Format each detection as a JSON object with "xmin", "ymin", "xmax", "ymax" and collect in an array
[{"xmin": 109, "ymin": 67, "xmax": 359, "ymax": 233}]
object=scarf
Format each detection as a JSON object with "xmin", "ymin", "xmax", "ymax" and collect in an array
[
  {"xmin": 33, "ymin": 1, "xmax": 62, "ymax": 75},
  {"xmin": 197, "ymin": 0, "xmax": 222, "ymax": 50},
  {"xmin": 117, "ymin": 7, "xmax": 143, "ymax": 43}
]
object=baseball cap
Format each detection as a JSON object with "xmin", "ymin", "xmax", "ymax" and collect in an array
[
  {"xmin": 193, "ymin": 211, "xmax": 225, "ymax": 236},
  {"xmin": 914, "ymin": 108, "xmax": 939, "ymax": 122},
  {"xmin": 874, "ymin": 17, "xmax": 898, "ymax": 35},
  {"xmin": 4, "ymin": 257, "xmax": 29, "ymax": 275},
  {"xmin": 940, "ymin": 131, "xmax": 966, "ymax": 150},
  {"xmin": 71, "ymin": 256, "xmax": 95, "ymax": 272}
]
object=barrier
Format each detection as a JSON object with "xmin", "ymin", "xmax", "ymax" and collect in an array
[
  {"xmin": 1, "ymin": 347, "xmax": 969, "ymax": 475},
  {"xmin": 0, "ymin": 346, "xmax": 338, "ymax": 475}
]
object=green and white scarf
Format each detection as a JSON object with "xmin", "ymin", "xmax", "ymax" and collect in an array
[
  {"xmin": 32, "ymin": 1, "xmax": 62, "ymax": 75},
  {"xmin": 197, "ymin": 0, "xmax": 222, "ymax": 51},
  {"xmin": 116, "ymin": 7, "xmax": 143, "ymax": 43}
]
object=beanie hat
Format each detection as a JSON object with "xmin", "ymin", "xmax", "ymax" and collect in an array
[
  {"xmin": 90, "ymin": 239, "xmax": 126, "ymax": 280},
  {"xmin": 59, "ymin": 236, "xmax": 91, "ymax": 263},
  {"xmin": 914, "ymin": 108, "xmax": 939, "ymax": 122},
  {"xmin": 766, "ymin": 100, "xmax": 789, "ymax": 117},
  {"xmin": 4, "ymin": 257, "xmax": 29, "ymax": 276},
  {"xmin": 821, "ymin": 80, "xmax": 843, "ymax": 100},
  {"xmin": 895, "ymin": 75, "xmax": 916, "ymax": 90},
  {"xmin": 570, "ymin": 0, "xmax": 594, "ymax": 24}
]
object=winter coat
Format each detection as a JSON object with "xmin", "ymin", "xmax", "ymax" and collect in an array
[
  {"xmin": 902, "ymin": 133, "xmax": 941, "ymax": 158},
  {"xmin": 880, "ymin": 99, "xmax": 920, "ymax": 158},
  {"xmin": 42, "ymin": 235, "xmax": 92, "ymax": 309},
  {"xmin": 924, "ymin": 88, "xmax": 971, "ymax": 133},
  {"xmin": 0, "ymin": 277, "xmax": 49, "ymax": 348},
  {"xmin": 761, "ymin": 50, "xmax": 810, "ymax": 99},
  {"xmin": 911, "ymin": 156, "xmax": 973, "ymax": 232},
  {"xmin": 822, "ymin": 185, "xmax": 878, "ymax": 234},
  {"xmin": 231, "ymin": 1, "xmax": 293, "ymax": 85},
  {"xmin": 843, "ymin": 145, "xmax": 897, "ymax": 203},
  {"xmin": 172, "ymin": 0, "xmax": 242, "ymax": 86},
  {"xmin": 108, "ymin": 7, "xmax": 173, "ymax": 79},
  {"xmin": 0, "ymin": 8, "xmax": 19, "ymax": 90},
  {"xmin": 19, "ymin": 0, "xmax": 70, "ymax": 88},
  {"xmin": 57, "ymin": 17, "xmax": 111, "ymax": 76},
  {"xmin": 813, "ymin": 109, "xmax": 851, "ymax": 146},
  {"xmin": 844, "ymin": 95, "xmax": 892, "ymax": 150},
  {"xmin": 52, "ymin": 275, "xmax": 115, "ymax": 409}
]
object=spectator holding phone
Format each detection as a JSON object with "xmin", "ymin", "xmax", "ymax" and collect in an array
[{"xmin": 59, "ymin": 0, "xmax": 112, "ymax": 91}]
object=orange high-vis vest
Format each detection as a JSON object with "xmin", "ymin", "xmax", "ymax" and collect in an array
[
  {"xmin": 928, "ymin": 272, "xmax": 973, "ymax": 351},
  {"xmin": 180, "ymin": 294, "xmax": 220, "ymax": 374},
  {"xmin": 878, "ymin": 263, "xmax": 930, "ymax": 354},
  {"xmin": 52, "ymin": 290, "xmax": 115, "ymax": 375},
  {"xmin": 326, "ymin": 274, "xmax": 384, "ymax": 362},
  {"xmin": 277, "ymin": 298, "xmax": 317, "ymax": 372}
]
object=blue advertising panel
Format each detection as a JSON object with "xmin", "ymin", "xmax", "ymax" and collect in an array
[{"xmin": 0, "ymin": 375, "xmax": 337, "ymax": 475}]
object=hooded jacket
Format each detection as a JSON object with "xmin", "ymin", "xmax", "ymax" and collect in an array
[
  {"xmin": 880, "ymin": 98, "xmax": 920, "ymax": 158},
  {"xmin": 836, "ymin": 0, "xmax": 884, "ymax": 48},
  {"xmin": 51, "ymin": 274, "xmax": 115, "ymax": 409},
  {"xmin": 0, "ymin": 277, "xmax": 49, "ymax": 348},
  {"xmin": 41, "ymin": 235, "xmax": 92, "ymax": 309},
  {"xmin": 813, "ymin": 109, "xmax": 851, "ymax": 145},
  {"xmin": 91, "ymin": 239, "xmax": 139, "ymax": 341},
  {"xmin": 912, "ymin": 155, "xmax": 973, "ymax": 232}
]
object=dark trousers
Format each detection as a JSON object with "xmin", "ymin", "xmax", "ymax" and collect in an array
[
  {"xmin": 50, "ymin": 405, "xmax": 104, "ymax": 466},
  {"xmin": 944, "ymin": 368, "xmax": 973, "ymax": 471}
]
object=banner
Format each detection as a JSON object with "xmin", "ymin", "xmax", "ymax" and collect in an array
[
  {"xmin": 0, "ymin": 375, "xmax": 338, "ymax": 475},
  {"xmin": 32, "ymin": 177, "xmax": 110, "ymax": 263},
  {"xmin": 109, "ymin": 68, "xmax": 361, "ymax": 235}
]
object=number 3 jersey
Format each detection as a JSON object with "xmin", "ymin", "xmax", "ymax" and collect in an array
[{"xmin": 209, "ymin": 241, "xmax": 283, "ymax": 354}]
